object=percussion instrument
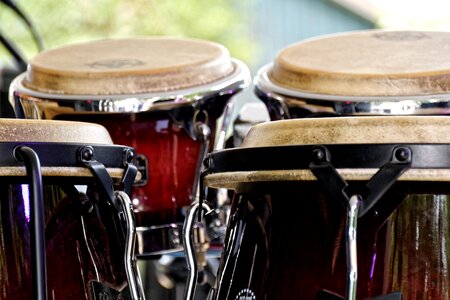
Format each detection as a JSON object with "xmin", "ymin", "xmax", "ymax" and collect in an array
[
  {"xmin": 194, "ymin": 116, "xmax": 450, "ymax": 299},
  {"xmin": 0, "ymin": 119, "xmax": 143, "ymax": 299},
  {"xmin": 254, "ymin": 30, "xmax": 450, "ymax": 119},
  {"xmin": 10, "ymin": 37, "xmax": 250, "ymax": 255}
]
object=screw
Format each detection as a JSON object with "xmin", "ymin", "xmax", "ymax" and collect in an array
[
  {"xmin": 81, "ymin": 147, "xmax": 94, "ymax": 161},
  {"xmin": 124, "ymin": 149, "xmax": 134, "ymax": 163},
  {"xmin": 203, "ymin": 154, "xmax": 213, "ymax": 168},
  {"xmin": 312, "ymin": 148, "xmax": 325, "ymax": 162},
  {"xmin": 394, "ymin": 147, "xmax": 410, "ymax": 162}
]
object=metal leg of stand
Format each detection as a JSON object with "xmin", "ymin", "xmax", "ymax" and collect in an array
[
  {"xmin": 183, "ymin": 202, "xmax": 212, "ymax": 300},
  {"xmin": 116, "ymin": 191, "xmax": 146, "ymax": 300},
  {"xmin": 346, "ymin": 195, "xmax": 361, "ymax": 300}
]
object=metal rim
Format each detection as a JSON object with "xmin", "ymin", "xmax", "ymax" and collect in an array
[
  {"xmin": 206, "ymin": 144, "xmax": 450, "ymax": 173},
  {"xmin": 12, "ymin": 59, "xmax": 250, "ymax": 113},
  {"xmin": 254, "ymin": 63, "xmax": 450, "ymax": 116},
  {"xmin": 0, "ymin": 141, "xmax": 134, "ymax": 169}
]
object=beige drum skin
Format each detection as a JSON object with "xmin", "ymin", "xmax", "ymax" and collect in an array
[{"xmin": 255, "ymin": 30, "xmax": 450, "ymax": 119}]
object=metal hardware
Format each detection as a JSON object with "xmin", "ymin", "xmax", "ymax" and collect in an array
[
  {"xmin": 192, "ymin": 114, "xmax": 212, "ymax": 205},
  {"xmin": 309, "ymin": 145, "xmax": 412, "ymax": 217},
  {"xmin": 115, "ymin": 191, "xmax": 145, "ymax": 300},
  {"xmin": 78, "ymin": 145, "xmax": 143, "ymax": 299},
  {"xmin": 134, "ymin": 155, "xmax": 149, "ymax": 186},
  {"xmin": 361, "ymin": 146, "xmax": 411, "ymax": 217},
  {"xmin": 14, "ymin": 146, "xmax": 47, "ymax": 300},
  {"xmin": 254, "ymin": 63, "xmax": 450, "ymax": 119},
  {"xmin": 215, "ymin": 99, "xmax": 234, "ymax": 151},
  {"xmin": 183, "ymin": 201, "xmax": 212, "ymax": 300},
  {"xmin": 309, "ymin": 146, "xmax": 411, "ymax": 299},
  {"xmin": 136, "ymin": 224, "xmax": 183, "ymax": 256},
  {"xmin": 121, "ymin": 148, "xmax": 138, "ymax": 195},
  {"xmin": 199, "ymin": 153, "xmax": 214, "ymax": 222},
  {"xmin": 78, "ymin": 145, "xmax": 117, "ymax": 208},
  {"xmin": 12, "ymin": 59, "xmax": 250, "ymax": 140},
  {"xmin": 346, "ymin": 195, "xmax": 360, "ymax": 300},
  {"xmin": 310, "ymin": 146, "xmax": 349, "ymax": 209}
]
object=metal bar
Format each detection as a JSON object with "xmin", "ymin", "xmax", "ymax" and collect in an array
[
  {"xmin": 14, "ymin": 146, "xmax": 47, "ymax": 300},
  {"xmin": 183, "ymin": 202, "xmax": 211, "ymax": 300},
  {"xmin": 115, "ymin": 191, "xmax": 145, "ymax": 300},
  {"xmin": 346, "ymin": 195, "xmax": 361, "ymax": 300}
]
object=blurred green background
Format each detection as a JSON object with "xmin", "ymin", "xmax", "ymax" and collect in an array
[{"xmin": 0, "ymin": 0, "xmax": 257, "ymax": 65}]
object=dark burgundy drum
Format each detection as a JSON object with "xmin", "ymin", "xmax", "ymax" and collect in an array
[
  {"xmin": 0, "ymin": 119, "xmax": 143, "ymax": 299},
  {"xmin": 204, "ymin": 117, "xmax": 450, "ymax": 300},
  {"xmin": 10, "ymin": 37, "xmax": 249, "ymax": 255}
]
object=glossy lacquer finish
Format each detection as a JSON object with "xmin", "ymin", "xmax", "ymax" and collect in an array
[
  {"xmin": 213, "ymin": 181, "xmax": 450, "ymax": 300},
  {"xmin": 58, "ymin": 110, "xmax": 218, "ymax": 227},
  {"xmin": 0, "ymin": 179, "xmax": 128, "ymax": 299}
]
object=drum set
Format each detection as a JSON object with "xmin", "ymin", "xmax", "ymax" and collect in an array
[{"xmin": 3, "ymin": 30, "xmax": 450, "ymax": 300}]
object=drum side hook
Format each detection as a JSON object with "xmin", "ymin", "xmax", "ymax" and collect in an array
[
  {"xmin": 121, "ymin": 148, "xmax": 138, "ymax": 195},
  {"xmin": 78, "ymin": 145, "xmax": 144, "ymax": 300},
  {"xmin": 183, "ymin": 201, "xmax": 213, "ymax": 300},
  {"xmin": 116, "ymin": 191, "xmax": 146, "ymax": 300},
  {"xmin": 309, "ymin": 145, "xmax": 412, "ymax": 217},
  {"xmin": 14, "ymin": 146, "xmax": 47, "ymax": 300},
  {"xmin": 310, "ymin": 145, "xmax": 411, "ymax": 300}
]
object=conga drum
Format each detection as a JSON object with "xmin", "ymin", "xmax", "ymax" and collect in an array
[
  {"xmin": 254, "ymin": 30, "xmax": 450, "ymax": 119},
  {"xmin": 10, "ymin": 37, "xmax": 250, "ymax": 255},
  {"xmin": 201, "ymin": 116, "xmax": 450, "ymax": 299},
  {"xmin": 0, "ymin": 119, "xmax": 143, "ymax": 299}
]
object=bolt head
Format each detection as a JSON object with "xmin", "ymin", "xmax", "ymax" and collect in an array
[
  {"xmin": 395, "ymin": 147, "xmax": 410, "ymax": 162},
  {"xmin": 82, "ymin": 147, "xmax": 94, "ymax": 160},
  {"xmin": 312, "ymin": 148, "xmax": 325, "ymax": 162}
]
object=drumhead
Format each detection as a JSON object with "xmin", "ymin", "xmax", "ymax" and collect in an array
[
  {"xmin": 0, "ymin": 119, "xmax": 113, "ymax": 144},
  {"xmin": 0, "ymin": 119, "xmax": 128, "ymax": 178},
  {"xmin": 24, "ymin": 37, "xmax": 234, "ymax": 95},
  {"xmin": 268, "ymin": 30, "xmax": 450, "ymax": 97},
  {"xmin": 241, "ymin": 116, "xmax": 450, "ymax": 147},
  {"xmin": 206, "ymin": 116, "xmax": 450, "ymax": 189}
]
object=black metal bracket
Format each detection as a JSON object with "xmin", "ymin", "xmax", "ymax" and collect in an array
[
  {"xmin": 78, "ymin": 145, "xmax": 117, "ymax": 207},
  {"xmin": 198, "ymin": 153, "xmax": 214, "ymax": 222},
  {"xmin": 310, "ymin": 145, "xmax": 412, "ymax": 217},
  {"xmin": 310, "ymin": 146, "xmax": 349, "ymax": 209},
  {"xmin": 120, "ymin": 148, "xmax": 137, "ymax": 196}
]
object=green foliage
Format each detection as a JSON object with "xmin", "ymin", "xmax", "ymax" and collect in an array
[{"xmin": 0, "ymin": 0, "xmax": 256, "ymax": 64}]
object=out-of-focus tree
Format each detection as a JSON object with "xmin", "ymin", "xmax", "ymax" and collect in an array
[{"xmin": 0, "ymin": 0, "xmax": 256, "ymax": 64}]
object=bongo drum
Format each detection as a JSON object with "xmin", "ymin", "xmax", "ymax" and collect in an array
[
  {"xmin": 197, "ymin": 116, "xmax": 450, "ymax": 299},
  {"xmin": 255, "ymin": 30, "xmax": 450, "ymax": 119},
  {"xmin": 10, "ymin": 37, "xmax": 250, "ymax": 255},
  {"xmin": 0, "ymin": 119, "xmax": 143, "ymax": 299}
]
